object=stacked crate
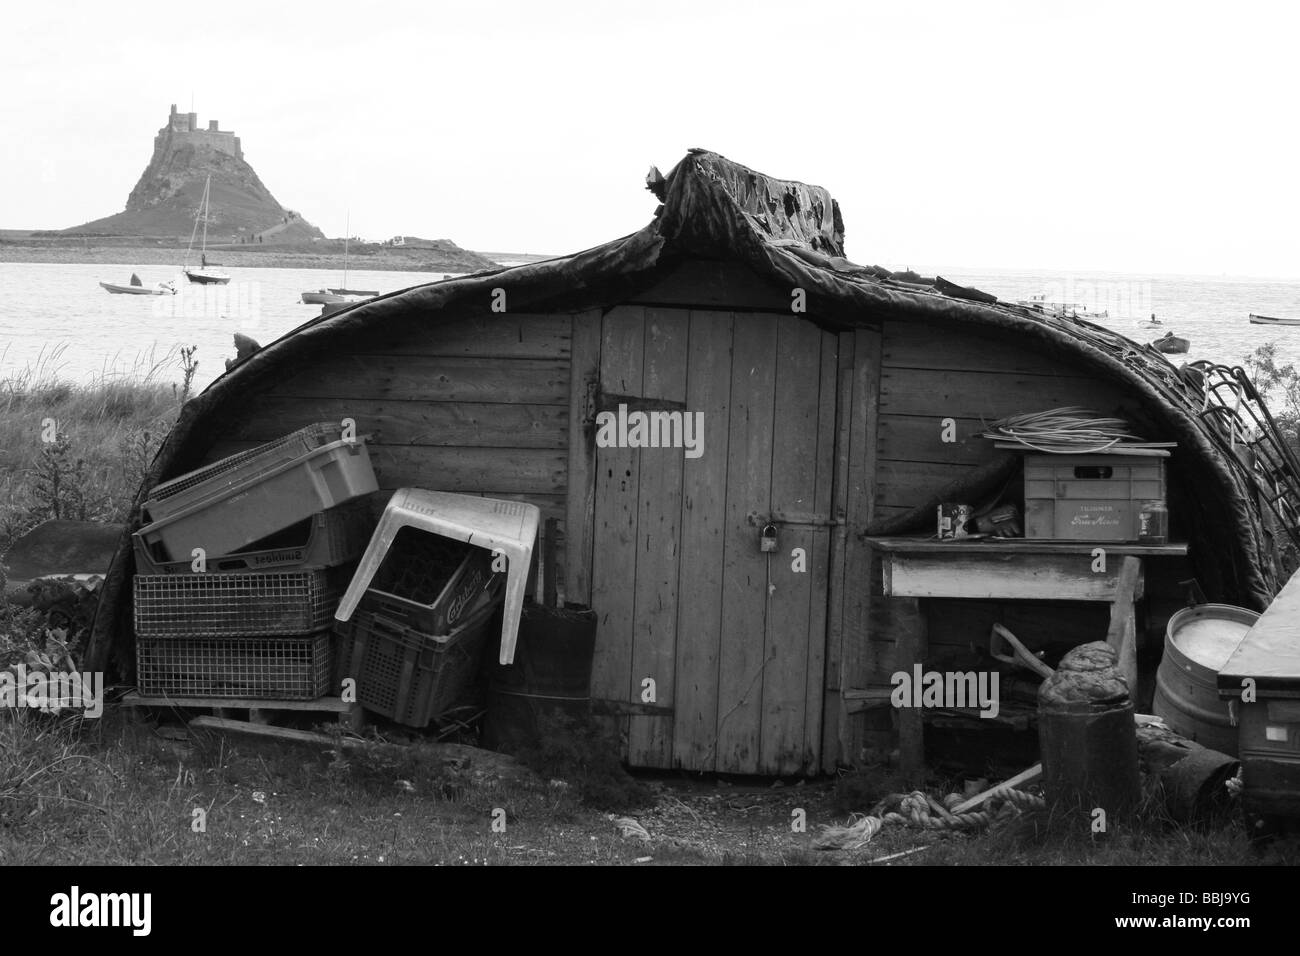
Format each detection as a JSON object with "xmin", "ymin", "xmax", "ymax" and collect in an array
[
  {"xmin": 333, "ymin": 526, "xmax": 504, "ymax": 727},
  {"xmin": 131, "ymin": 423, "xmax": 379, "ymax": 700}
]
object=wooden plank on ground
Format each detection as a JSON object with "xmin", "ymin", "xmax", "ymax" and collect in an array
[
  {"xmin": 672, "ymin": 311, "xmax": 733, "ymax": 772},
  {"xmin": 628, "ymin": 308, "xmax": 689, "ymax": 769},
  {"xmin": 565, "ymin": 310, "xmax": 602, "ymax": 605},
  {"xmin": 226, "ymin": 397, "xmax": 569, "ymax": 448},
  {"xmin": 588, "ymin": 307, "xmax": 646, "ymax": 731},
  {"xmin": 275, "ymin": 355, "xmax": 570, "ymax": 404},
  {"xmin": 762, "ymin": 316, "xmax": 824, "ymax": 775},
  {"xmin": 952, "ymin": 763, "xmax": 1043, "ymax": 813},
  {"xmin": 716, "ymin": 312, "xmax": 778, "ymax": 774},
  {"xmin": 881, "ymin": 551, "xmax": 1145, "ymax": 602}
]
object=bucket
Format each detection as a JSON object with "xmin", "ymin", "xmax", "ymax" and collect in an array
[
  {"xmin": 1152, "ymin": 604, "xmax": 1259, "ymax": 757},
  {"xmin": 1039, "ymin": 642, "xmax": 1142, "ymax": 820},
  {"xmin": 482, "ymin": 602, "xmax": 597, "ymax": 754}
]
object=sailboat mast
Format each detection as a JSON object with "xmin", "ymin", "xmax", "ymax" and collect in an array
[
  {"xmin": 200, "ymin": 176, "xmax": 210, "ymax": 257},
  {"xmin": 343, "ymin": 211, "xmax": 350, "ymax": 288}
]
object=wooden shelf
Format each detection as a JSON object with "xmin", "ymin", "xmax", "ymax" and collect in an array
[{"xmin": 865, "ymin": 536, "xmax": 1188, "ymax": 557}]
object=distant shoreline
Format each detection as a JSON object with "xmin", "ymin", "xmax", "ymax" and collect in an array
[{"xmin": 0, "ymin": 243, "xmax": 504, "ymax": 273}]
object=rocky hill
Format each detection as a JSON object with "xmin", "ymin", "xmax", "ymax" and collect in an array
[{"xmin": 65, "ymin": 106, "xmax": 323, "ymax": 241}]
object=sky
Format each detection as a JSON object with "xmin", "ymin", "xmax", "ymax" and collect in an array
[{"xmin": 3, "ymin": 0, "xmax": 1299, "ymax": 277}]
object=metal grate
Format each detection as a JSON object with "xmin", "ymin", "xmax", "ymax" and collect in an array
[
  {"xmin": 134, "ymin": 568, "xmax": 343, "ymax": 637},
  {"xmin": 136, "ymin": 633, "xmax": 332, "ymax": 699},
  {"xmin": 145, "ymin": 422, "xmax": 340, "ymax": 511}
]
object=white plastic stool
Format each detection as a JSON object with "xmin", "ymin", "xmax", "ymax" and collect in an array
[{"xmin": 335, "ymin": 488, "xmax": 540, "ymax": 664}]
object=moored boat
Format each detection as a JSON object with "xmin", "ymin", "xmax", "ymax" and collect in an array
[
  {"xmin": 1151, "ymin": 331, "xmax": 1190, "ymax": 354},
  {"xmin": 1249, "ymin": 313, "xmax": 1300, "ymax": 326},
  {"xmin": 300, "ymin": 289, "xmax": 370, "ymax": 305},
  {"xmin": 185, "ymin": 268, "xmax": 231, "ymax": 285},
  {"xmin": 183, "ymin": 175, "xmax": 231, "ymax": 284},
  {"xmin": 300, "ymin": 213, "xmax": 374, "ymax": 304},
  {"xmin": 1017, "ymin": 293, "xmax": 1109, "ymax": 319},
  {"xmin": 100, "ymin": 280, "xmax": 176, "ymax": 295}
]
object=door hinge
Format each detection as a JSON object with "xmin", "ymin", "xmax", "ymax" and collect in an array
[{"xmin": 580, "ymin": 374, "xmax": 599, "ymax": 428}]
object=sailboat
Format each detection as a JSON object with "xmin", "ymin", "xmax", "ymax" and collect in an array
[
  {"xmin": 184, "ymin": 175, "xmax": 231, "ymax": 285},
  {"xmin": 302, "ymin": 213, "xmax": 376, "ymax": 305}
]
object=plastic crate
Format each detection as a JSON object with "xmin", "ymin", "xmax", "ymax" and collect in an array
[
  {"xmin": 366, "ymin": 526, "xmax": 499, "ymax": 633},
  {"xmin": 136, "ymin": 632, "xmax": 332, "ymax": 700},
  {"xmin": 134, "ymin": 438, "xmax": 378, "ymax": 563},
  {"xmin": 134, "ymin": 567, "xmax": 346, "ymax": 638},
  {"xmin": 143, "ymin": 423, "xmax": 343, "ymax": 522},
  {"xmin": 133, "ymin": 500, "xmax": 375, "ymax": 574},
  {"xmin": 333, "ymin": 592, "xmax": 501, "ymax": 728},
  {"xmin": 1024, "ymin": 454, "xmax": 1167, "ymax": 541}
]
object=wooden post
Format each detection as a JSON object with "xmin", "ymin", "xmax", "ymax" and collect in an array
[
  {"xmin": 1106, "ymin": 556, "xmax": 1142, "ymax": 693},
  {"xmin": 898, "ymin": 603, "xmax": 928, "ymax": 779}
]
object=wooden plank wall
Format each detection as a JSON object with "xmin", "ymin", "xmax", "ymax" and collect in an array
[{"xmin": 200, "ymin": 312, "xmax": 583, "ymax": 595}]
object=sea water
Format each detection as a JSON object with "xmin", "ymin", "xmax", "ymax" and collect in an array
[{"xmin": 1, "ymin": 261, "xmax": 1298, "ymax": 394}]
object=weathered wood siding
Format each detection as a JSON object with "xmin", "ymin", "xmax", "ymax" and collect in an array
[{"xmin": 200, "ymin": 312, "xmax": 580, "ymax": 592}]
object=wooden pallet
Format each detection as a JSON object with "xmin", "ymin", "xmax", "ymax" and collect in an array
[{"xmin": 119, "ymin": 691, "xmax": 365, "ymax": 731}]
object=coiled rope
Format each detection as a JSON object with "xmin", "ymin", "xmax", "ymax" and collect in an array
[{"xmin": 813, "ymin": 787, "xmax": 1046, "ymax": 851}]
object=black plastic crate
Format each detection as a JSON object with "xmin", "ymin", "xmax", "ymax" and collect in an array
[
  {"xmin": 133, "ymin": 567, "xmax": 346, "ymax": 638},
  {"xmin": 333, "ymin": 591, "xmax": 500, "ymax": 728},
  {"xmin": 367, "ymin": 526, "xmax": 499, "ymax": 633},
  {"xmin": 136, "ymin": 632, "xmax": 332, "ymax": 700}
]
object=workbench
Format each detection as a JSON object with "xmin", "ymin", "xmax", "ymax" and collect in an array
[{"xmin": 866, "ymin": 537, "xmax": 1190, "ymax": 774}]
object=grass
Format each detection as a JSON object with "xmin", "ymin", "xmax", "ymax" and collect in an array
[
  {"xmin": 0, "ymin": 343, "xmax": 195, "ymax": 550},
  {"xmin": 1, "ymin": 711, "xmax": 1292, "ymax": 866}
]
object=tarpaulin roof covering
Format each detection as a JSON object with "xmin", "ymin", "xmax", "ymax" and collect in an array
[{"xmin": 87, "ymin": 150, "xmax": 1298, "ymax": 672}]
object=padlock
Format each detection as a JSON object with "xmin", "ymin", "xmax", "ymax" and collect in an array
[{"xmin": 760, "ymin": 523, "xmax": 779, "ymax": 553}]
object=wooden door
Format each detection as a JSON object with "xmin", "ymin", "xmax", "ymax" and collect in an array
[{"xmin": 587, "ymin": 306, "xmax": 838, "ymax": 775}]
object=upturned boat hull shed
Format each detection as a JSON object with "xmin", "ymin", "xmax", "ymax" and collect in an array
[{"xmin": 90, "ymin": 150, "xmax": 1296, "ymax": 775}]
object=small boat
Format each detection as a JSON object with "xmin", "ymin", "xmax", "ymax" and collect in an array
[
  {"xmin": 186, "ymin": 268, "xmax": 231, "ymax": 285},
  {"xmin": 100, "ymin": 278, "xmax": 176, "ymax": 295},
  {"xmin": 1249, "ymin": 313, "xmax": 1300, "ymax": 326},
  {"xmin": 301, "ymin": 289, "xmax": 371, "ymax": 305},
  {"xmin": 1016, "ymin": 293, "xmax": 1108, "ymax": 320},
  {"xmin": 1137, "ymin": 313, "xmax": 1163, "ymax": 330},
  {"xmin": 301, "ymin": 212, "xmax": 374, "ymax": 304},
  {"xmin": 1151, "ymin": 331, "xmax": 1190, "ymax": 354},
  {"xmin": 184, "ymin": 175, "xmax": 231, "ymax": 285}
]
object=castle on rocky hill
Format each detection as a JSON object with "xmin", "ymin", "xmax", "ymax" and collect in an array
[
  {"xmin": 65, "ymin": 103, "xmax": 323, "ymax": 240},
  {"xmin": 161, "ymin": 104, "xmax": 243, "ymax": 161}
]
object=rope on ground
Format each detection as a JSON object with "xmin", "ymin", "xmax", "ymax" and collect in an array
[{"xmin": 813, "ymin": 787, "xmax": 1046, "ymax": 851}]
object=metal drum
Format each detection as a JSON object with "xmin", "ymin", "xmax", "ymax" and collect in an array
[{"xmin": 1153, "ymin": 604, "xmax": 1260, "ymax": 757}]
